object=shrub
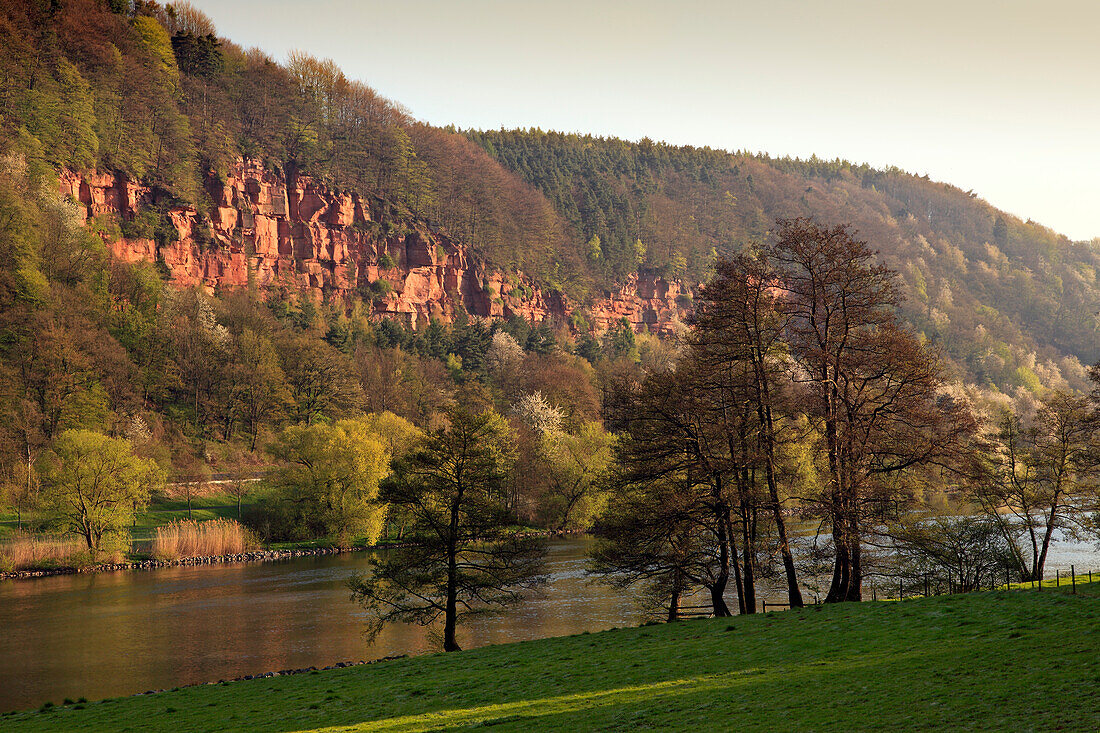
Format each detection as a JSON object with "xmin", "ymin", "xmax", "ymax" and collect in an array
[
  {"xmin": 369, "ymin": 278, "xmax": 393, "ymax": 301},
  {"xmin": 0, "ymin": 532, "xmax": 89, "ymax": 571},
  {"xmin": 151, "ymin": 519, "xmax": 257, "ymax": 560}
]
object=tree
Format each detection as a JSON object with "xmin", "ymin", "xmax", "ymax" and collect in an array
[
  {"xmin": 883, "ymin": 512, "xmax": 1009, "ymax": 594},
  {"xmin": 770, "ymin": 218, "xmax": 973, "ymax": 602},
  {"xmin": 267, "ymin": 417, "xmax": 391, "ymax": 547},
  {"xmin": 38, "ymin": 430, "xmax": 163, "ymax": 555},
  {"xmin": 974, "ymin": 392, "xmax": 1099, "ymax": 581},
  {"xmin": 169, "ymin": 447, "xmax": 210, "ymax": 520},
  {"xmin": 534, "ymin": 421, "xmax": 614, "ymax": 531},
  {"xmin": 590, "ymin": 472, "xmax": 713, "ymax": 622},
  {"xmin": 349, "ymin": 408, "xmax": 546, "ymax": 651},
  {"xmin": 691, "ymin": 251, "xmax": 804, "ymax": 607},
  {"xmin": 222, "ymin": 448, "xmax": 264, "ymax": 519},
  {"xmin": 229, "ymin": 329, "xmax": 289, "ymax": 451},
  {"xmin": 600, "ymin": 367, "xmax": 741, "ymax": 617},
  {"xmin": 279, "ymin": 333, "xmax": 361, "ymax": 425},
  {"xmin": 602, "ymin": 317, "xmax": 638, "ymax": 361}
]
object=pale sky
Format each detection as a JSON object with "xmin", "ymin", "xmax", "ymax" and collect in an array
[{"xmin": 190, "ymin": 0, "xmax": 1100, "ymax": 241}]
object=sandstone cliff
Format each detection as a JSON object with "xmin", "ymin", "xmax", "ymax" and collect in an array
[{"xmin": 59, "ymin": 160, "xmax": 688, "ymax": 334}]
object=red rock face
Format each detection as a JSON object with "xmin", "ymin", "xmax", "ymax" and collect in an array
[{"xmin": 61, "ymin": 160, "xmax": 688, "ymax": 334}]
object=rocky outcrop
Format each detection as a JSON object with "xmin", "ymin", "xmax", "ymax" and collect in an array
[{"xmin": 60, "ymin": 160, "xmax": 688, "ymax": 333}]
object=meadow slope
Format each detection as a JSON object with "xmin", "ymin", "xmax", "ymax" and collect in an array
[{"xmin": 6, "ymin": 584, "xmax": 1100, "ymax": 731}]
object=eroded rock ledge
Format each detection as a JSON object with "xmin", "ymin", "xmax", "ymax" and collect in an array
[{"xmin": 59, "ymin": 160, "xmax": 689, "ymax": 334}]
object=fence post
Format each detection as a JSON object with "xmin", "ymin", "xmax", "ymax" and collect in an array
[
  {"xmin": 872, "ymin": 584, "xmax": 877, "ymax": 602},
  {"xmin": 899, "ymin": 579, "xmax": 903, "ymax": 600},
  {"xmin": 1056, "ymin": 569, "xmax": 1060, "ymax": 587},
  {"xmin": 1072, "ymin": 565, "xmax": 1076, "ymax": 594},
  {"xmin": 924, "ymin": 575, "xmax": 929, "ymax": 597},
  {"xmin": 1006, "ymin": 568, "xmax": 1010, "ymax": 589},
  {"xmin": 762, "ymin": 600, "xmax": 767, "ymax": 613}
]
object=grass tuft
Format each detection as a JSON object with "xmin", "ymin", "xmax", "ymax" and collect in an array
[
  {"xmin": 151, "ymin": 519, "xmax": 257, "ymax": 560},
  {"xmin": 0, "ymin": 532, "xmax": 88, "ymax": 571}
]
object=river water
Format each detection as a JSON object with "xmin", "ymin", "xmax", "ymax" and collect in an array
[
  {"xmin": 2, "ymin": 534, "xmax": 1098, "ymax": 712},
  {"xmin": 0, "ymin": 538, "xmax": 643, "ymax": 711}
]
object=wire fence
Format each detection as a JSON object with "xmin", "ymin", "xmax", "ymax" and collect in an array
[{"xmin": 673, "ymin": 565, "xmax": 1096, "ymax": 619}]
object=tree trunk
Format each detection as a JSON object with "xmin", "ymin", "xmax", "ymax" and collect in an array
[
  {"xmin": 444, "ymin": 492, "xmax": 462, "ymax": 652},
  {"xmin": 741, "ymin": 541, "xmax": 756, "ymax": 614},
  {"xmin": 711, "ymin": 491, "xmax": 733, "ymax": 617},
  {"xmin": 667, "ymin": 569, "xmax": 683, "ymax": 622},
  {"xmin": 823, "ymin": 383, "xmax": 850, "ymax": 603},
  {"xmin": 758, "ymin": 400, "xmax": 803, "ymax": 607},
  {"xmin": 845, "ymin": 517, "xmax": 862, "ymax": 602},
  {"xmin": 826, "ymin": 511, "xmax": 850, "ymax": 603},
  {"xmin": 1035, "ymin": 515, "xmax": 1058, "ymax": 582},
  {"xmin": 731, "ymin": 533, "xmax": 746, "ymax": 616}
]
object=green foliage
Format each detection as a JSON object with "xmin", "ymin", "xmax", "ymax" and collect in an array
[
  {"xmin": 348, "ymin": 407, "xmax": 544, "ymax": 650},
  {"xmin": 602, "ymin": 318, "xmax": 638, "ymax": 361},
  {"xmin": 37, "ymin": 430, "xmax": 164, "ymax": 554},
  {"xmin": 170, "ymin": 33, "xmax": 224, "ymax": 78},
  {"xmin": 534, "ymin": 421, "xmax": 615, "ymax": 530},
  {"xmin": 470, "ymin": 130, "xmax": 1100, "ymax": 393},
  {"xmin": 262, "ymin": 418, "xmax": 391, "ymax": 546},
  {"xmin": 368, "ymin": 278, "xmax": 392, "ymax": 301},
  {"xmin": 120, "ymin": 205, "xmax": 181, "ymax": 247}
]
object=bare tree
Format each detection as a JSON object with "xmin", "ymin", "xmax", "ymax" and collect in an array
[
  {"xmin": 770, "ymin": 218, "xmax": 973, "ymax": 602},
  {"xmin": 691, "ymin": 251, "xmax": 804, "ymax": 607},
  {"xmin": 974, "ymin": 391, "xmax": 1099, "ymax": 581}
]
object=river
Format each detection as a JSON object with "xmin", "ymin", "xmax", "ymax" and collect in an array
[
  {"xmin": 2, "ymin": 534, "xmax": 1098, "ymax": 712},
  {"xmin": 0, "ymin": 538, "xmax": 643, "ymax": 711}
]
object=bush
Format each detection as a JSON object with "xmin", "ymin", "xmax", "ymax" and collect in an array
[
  {"xmin": 151, "ymin": 519, "xmax": 257, "ymax": 560},
  {"xmin": 369, "ymin": 278, "xmax": 393, "ymax": 301},
  {"xmin": 243, "ymin": 499, "xmax": 328, "ymax": 544},
  {"xmin": 0, "ymin": 532, "xmax": 90, "ymax": 571}
]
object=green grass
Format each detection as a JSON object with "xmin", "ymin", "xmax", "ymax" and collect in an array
[
  {"xmin": 5, "ymin": 584, "xmax": 1099, "ymax": 731},
  {"xmin": 1, "ymin": 492, "xmax": 254, "ymax": 545}
]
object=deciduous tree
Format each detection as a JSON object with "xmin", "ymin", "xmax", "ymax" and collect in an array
[
  {"xmin": 349, "ymin": 408, "xmax": 545, "ymax": 651},
  {"xmin": 38, "ymin": 430, "xmax": 163, "ymax": 555}
]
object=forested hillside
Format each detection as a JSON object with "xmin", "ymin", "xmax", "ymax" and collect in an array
[
  {"xmin": 470, "ymin": 130, "xmax": 1100, "ymax": 392},
  {"xmin": 2, "ymin": 0, "xmax": 1099, "ymax": 551}
]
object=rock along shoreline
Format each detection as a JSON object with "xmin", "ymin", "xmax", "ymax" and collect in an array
[{"xmin": 0, "ymin": 528, "xmax": 583, "ymax": 581}]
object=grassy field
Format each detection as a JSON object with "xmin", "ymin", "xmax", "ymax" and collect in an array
[
  {"xmin": 0, "ymin": 491, "xmax": 254, "ymax": 542},
  {"xmin": 4, "ymin": 582, "xmax": 1099, "ymax": 731}
]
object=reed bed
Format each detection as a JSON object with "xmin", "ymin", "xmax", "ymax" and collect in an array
[
  {"xmin": 151, "ymin": 519, "xmax": 257, "ymax": 560},
  {"xmin": 0, "ymin": 532, "xmax": 88, "ymax": 571}
]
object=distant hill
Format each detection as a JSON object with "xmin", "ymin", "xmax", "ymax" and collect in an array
[
  {"xmin": 1, "ymin": 0, "xmax": 1097, "ymax": 392},
  {"xmin": 469, "ymin": 130, "xmax": 1100, "ymax": 391}
]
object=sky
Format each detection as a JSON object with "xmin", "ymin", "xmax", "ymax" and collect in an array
[{"xmin": 189, "ymin": 0, "xmax": 1100, "ymax": 241}]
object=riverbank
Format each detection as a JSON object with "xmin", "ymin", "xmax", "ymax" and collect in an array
[
  {"xmin": 0, "ymin": 528, "xmax": 584, "ymax": 581},
  {"xmin": 6, "ymin": 581, "xmax": 1098, "ymax": 730},
  {"xmin": 0, "ymin": 545, "xmax": 368, "ymax": 581}
]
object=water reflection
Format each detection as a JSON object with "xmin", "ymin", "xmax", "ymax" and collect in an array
[
  {"xmin": 0, "ymin": 539, "xmax": 634, "ymax": 711},
  {"xmin": 1, "ymin": 534, "xmax": 1096, "ymax": 711}
]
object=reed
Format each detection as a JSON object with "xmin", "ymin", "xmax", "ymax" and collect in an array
[
  {"xmin": 151, "ymin": 519, "xmax": 257, "ymax": 560},
  {"xmin": 0, "ymin": 532, "xmax": 88, "ymax": 571}
]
